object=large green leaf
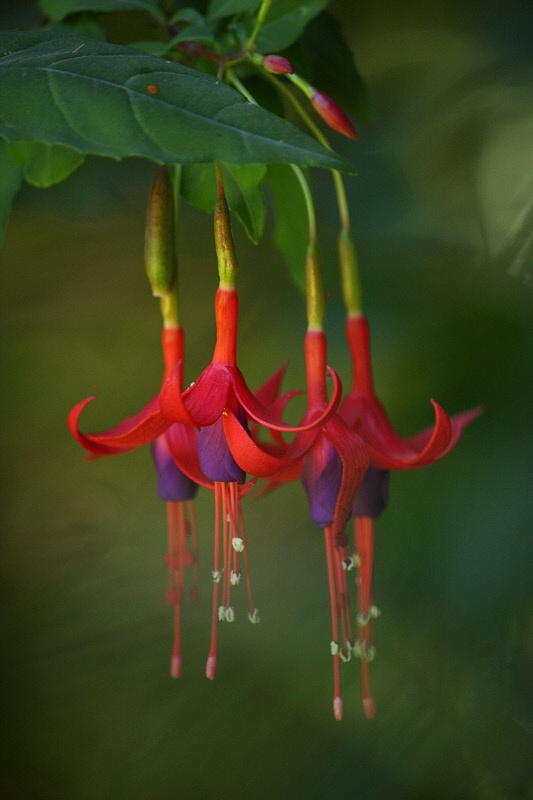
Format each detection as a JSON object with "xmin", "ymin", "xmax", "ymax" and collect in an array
[
  {"xmin": 266, "ymin": 164, "xmax": 308, "ymax": 292},
  {"xmin": 40, "ymin": 0, "xmax": 162, "ymax": 23},
  {"xmin": 0, "ymin": 32, "xmax": 354, "ymax": 173},
  {"xmin": 181, "ymin": 163, "xmax": 266, "ymax": 243},
  {"xmin": 0, "ymin": 139, "xmax": 22, "ymax": 248},
  {"xmin": 8, "ymin": 141, "xmax": 85, "ymax": 188},
  {"xmin": 255, "ymin": 0, "xmax": 328, "ymax": 53}
]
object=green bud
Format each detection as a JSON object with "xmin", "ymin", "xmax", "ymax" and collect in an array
[
  {"xmin": 338, "ymin": 228, "xmax": 362, "ymax": 315},
  {"xmin": 145, "ymin": 166, "xmax": 177, "ymax": 298},
  {"xmin": 306, "ymin": 242, "xmax": 325, "ymax": 330},
  {"xmin": 214, "ymin": 165, "xmax": 239, "ymax": 289}
]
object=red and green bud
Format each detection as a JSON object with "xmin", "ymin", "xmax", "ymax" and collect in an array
[
  {"xmin": 310, "ymin": 90, "xmax": 357, "ymax": 140},
  {"xmin": 262, "ymin": 54, "xmax": 293, "ymax": 74},
  {"xmin": 145, "ymin": 166, "xmax": 177, "ymax": 298}
]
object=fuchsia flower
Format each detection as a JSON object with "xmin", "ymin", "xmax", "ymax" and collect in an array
[
  {"xmin": 69, "ymin": 326, "xmax": 200, "ymax": 678},
  {"xmin": 69, "ymin": 284, "xmax": 343, "ymax": 679},
  {"xmin": 339, "ymin": 314, "xmax": 482, "ymax": 718},
  {"xmin": 249, "ymin": 328, "xmax": 369, "ymax": 720}
]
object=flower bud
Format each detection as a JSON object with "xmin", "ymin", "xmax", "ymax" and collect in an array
[
  {"xmin": 338, "ymin": 228, "xmax": 362, "ymax": 315},
  {"xmin": 310, "ymin": 91, "xmax": 357, "ymax": 140},
  {"xmin": 262, "ymin": 54, "xmax": 294, "ymax": 75},
  {"xmin": 306, "ymin": 243, "xmax": 325, "ymax": 330},
  {"xmin": 214, "ymin": 165, "xmax": 239, "ymax": 289},
  {"xmin": 145, "ymin": 166, "xmax": 177, "ymax": 297}
]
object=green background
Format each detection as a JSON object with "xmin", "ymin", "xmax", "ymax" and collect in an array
[{"xmin": 1, "ymin": 1, "xmax": 531, "ymax": 798}]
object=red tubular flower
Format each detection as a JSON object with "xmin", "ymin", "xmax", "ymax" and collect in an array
[
  {"xmin": 160, "ymin": 286, "xmax": 344, "ymax": 679},
  {"xmin": 340, "ymin": 313, "xmax": 482, "ymax": 718},
  {"xmin": 240, "ymin": 329, "xmax": 369, "ymax": 720},
  {"xmin": 68, "ymin": 326, "xmax": 200, "ymax": 678}
]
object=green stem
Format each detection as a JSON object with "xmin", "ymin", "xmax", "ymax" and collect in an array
[{"xmin": 246, "ymin": 0, "xmax": 273, "ymax": 51}]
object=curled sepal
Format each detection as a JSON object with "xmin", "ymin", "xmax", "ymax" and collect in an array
[
  {"xmin": 232, "ymin": 365, "xmax": 342, "ymax": 433},
  {"xmin": 68, "ymin": 395, "xmax": 168, "ymax": 456},
  {"xmin": 362, "ymin": 399, "xmax": 453, "ymax": 470},
  {"xmin": 223, "ymin": 409, "xmax": 314, "ymax": 478}
]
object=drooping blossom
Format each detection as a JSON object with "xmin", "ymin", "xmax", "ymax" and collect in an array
[
  {"xmin": 244, "ymin": 242, "xmax": 369, "ymax": 720},
  {"xmin": 340, "ymin": 313, "xmax": 482, "ymax": 717},
  {"xmin": 69, "ymin": 325, "xmax": 201, "ymax": 678}
]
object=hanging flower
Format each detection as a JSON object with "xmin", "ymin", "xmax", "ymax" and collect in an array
[
  {"xmin": 69, "ymin": 325, "xmax": 201, "ymax": 678},
  {"xmin": 340, "ymin": 313, "xmax": 482, "ymax": 718}
]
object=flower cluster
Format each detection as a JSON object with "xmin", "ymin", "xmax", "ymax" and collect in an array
[{"xmin": 68, "ymin": 159, "xmax": 480, "ymax": 718}]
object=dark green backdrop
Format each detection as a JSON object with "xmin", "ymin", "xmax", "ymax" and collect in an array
[{"xmin": 1, "ymin": 1, "xmax": 531, "ymax": 798}]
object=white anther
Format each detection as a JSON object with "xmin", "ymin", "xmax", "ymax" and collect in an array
[
  {"xmin": 342, "ymin": 557, "xmax": 355, "ymax": 571},
  {"xmin": 224, "ymin": 606, "xmax": 235, "ymax": 623},
  {"xmin": 212, "ymin": 570, "xmax": 222, "ymax": 583},
  {"xmin": 357, "ymin": 606, "xmax": 381, "ymax": 626},
  {"xmin": 352, "ymin": 640, "xmax": 376, "ymax": 661},
  {"xmin": 351, "ymin": 640, "xmax": 363, "ymax": 658},
  {"xmin": 218, "ymin": 605, "xmax": 226, "ymax": 621},
  {"xmin": 232, "ymin": 537, "xmax": 244, "ymax": 553},
  {"xmin": 248, "ymin": 608, "xmax": 260, "ymax": 624},
  {"xmin": 339, "ymin": 647, "xmax": 352, "ymax": 663},
  {"xmin": 330, "ymin": 641, "xmax": 340, "ymax": 656},
  {"xmin": 230, "ymin": 570, "xmax": 241, "ymax": 586}
]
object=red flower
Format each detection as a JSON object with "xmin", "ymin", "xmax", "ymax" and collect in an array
[
  {"xmin": 340, "ymin": 314, "xmax": 482, "ymax": 718},
  {"xmin": 244, "ymin": 329, "xmax": 369, "ymax": 720},
  {"xmin": 69, "ymin": 326, "xmax": 200, "ymax": 678}
]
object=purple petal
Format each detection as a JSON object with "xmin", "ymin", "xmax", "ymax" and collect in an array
[
  {"xmin": 351, "ymin": 467, "xmax": 389, "ymax": 519},
  {"xmin": 301, "ymin": 439, "xmax": 343, "ymax": 529},
  {"xmin": 197, "ymin": 416, "xmax": 246, "ymax": 484},
  {"xmin": 151, "ymin": 435, "xmax": 199, "ymax": 502}
]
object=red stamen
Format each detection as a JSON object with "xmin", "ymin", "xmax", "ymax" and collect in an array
[
  {"xmin": 324, "ymin": 526, "xmax": 343, "ymax": 720},
  {"xmin": 355, "ymin": 516, "xmax": 376, "ymax": 719},
  {"xmin": 206, "ymin": 483, "xmax": 223, "ymax": 679}
]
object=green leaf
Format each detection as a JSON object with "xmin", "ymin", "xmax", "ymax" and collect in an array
[
  {"xmin": 255, "ymin": 0, "xmax": 328, "ymax": 53},
  {"xmin": 40, "ymin": 0, "xmax": 161, "ymax": 23},
  {"xmin": 0, "ymin": 32, "xmax": 354, "ymax": 173},
  {"xmin": 207, "ymin": 0, "xmax": 260, "ymax": 19},
  {"xmin": 0, "ymin": 139, "xmax": 22, "ymax": 248},
  {"xmin": 301, "ymin": 12, "xmax": 374, "ymax": 125},
  {"xmin": 8, "ymin": 141, "xmax": 85, "ymax": 188},
  {"xmin": 266, "ymin": 164, "xmax": 308, "ymax": 292},
  {"xmin": 181, "ymin": 163, "xmax": 266, "ymax": 243}
]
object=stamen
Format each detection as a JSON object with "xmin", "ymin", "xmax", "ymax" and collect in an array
[
  {"xmin": 212, "ymin": 570, "xmax": 222, "ymax": 583},
  {"xmin": 232, "ymin": 536, "xmax": 244, "ymax": 552},
  {"xmin": 230, "ymin": 570, "xmax": 241, "ymax": 585},
  {"xmin": 248, "ymin": 608, "xmax": 260, "ymax": 624},
  {"xmin": 224, "ymin": 606, "xmax": 235, "ymax": 622}
]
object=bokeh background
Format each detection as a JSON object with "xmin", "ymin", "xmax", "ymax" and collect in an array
[{"xmin": 1, "ymin": 1, "xmax": 532, "ymax": 798}]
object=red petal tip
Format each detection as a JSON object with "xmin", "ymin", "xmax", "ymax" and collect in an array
[
  {"xmin": 206, "ymin": 655, "xmax": 216, "ymax": 680},
  {"xmin": 170, "ymin": 656, "xmax": 181, "ymax": 679}
]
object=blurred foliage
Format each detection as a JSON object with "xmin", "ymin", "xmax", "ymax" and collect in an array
[{"xmin": 1, "ymin": 1, "xmax": 532, "ymax": 799}]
